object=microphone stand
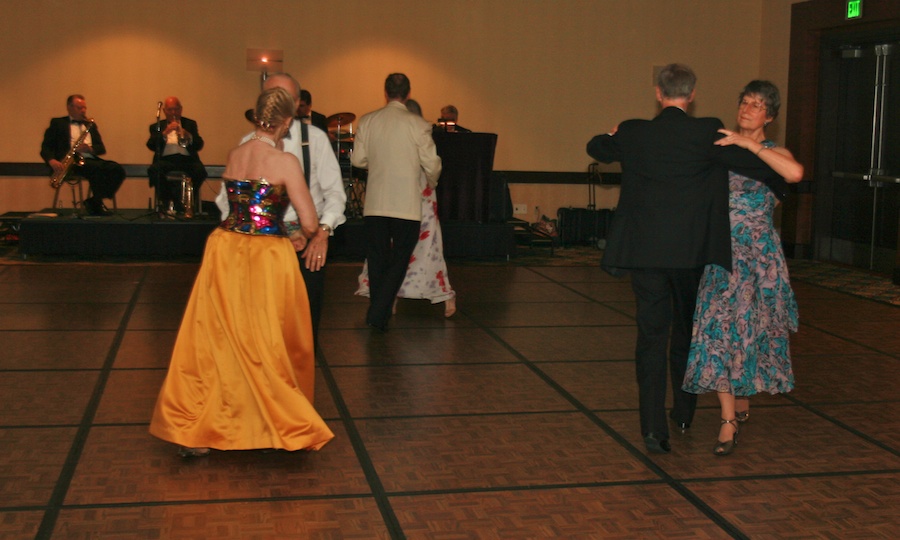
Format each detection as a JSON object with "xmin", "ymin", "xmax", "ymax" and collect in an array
[
  {"xmin": 154, "ymin": 101, "xmax": 164, "ymax": 216},
  {"xmin": 133, "ymin": 102, "xmax": 165, "ymax": 221}
]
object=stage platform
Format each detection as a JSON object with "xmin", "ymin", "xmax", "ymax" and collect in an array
[{"xmin": 12, "ymin": 209, "xmax": 517, "ymax": 260}]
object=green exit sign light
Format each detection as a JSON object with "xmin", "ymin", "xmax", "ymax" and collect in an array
[{"xmin": 846, "ymin": 0, "xmax": 862, "ymax": 19}]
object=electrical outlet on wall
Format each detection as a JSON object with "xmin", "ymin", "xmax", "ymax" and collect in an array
[{"xmin": 513, "ymin": 204, "xmax": 527, "ymax": 215}]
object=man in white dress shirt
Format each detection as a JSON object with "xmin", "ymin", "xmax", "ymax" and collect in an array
[{"xmin": 217, "ymin": 73, "xmax": 346, "ymax": 344}]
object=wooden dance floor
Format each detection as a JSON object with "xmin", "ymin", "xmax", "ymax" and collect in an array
[{"xmin": 0, "ymin": 257, "xmax": 898, "ymax": 538}]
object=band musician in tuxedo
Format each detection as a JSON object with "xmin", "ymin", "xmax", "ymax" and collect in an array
[
  {"xmin": 298, "ymin": 89, "xmax": 329, "ymax": 134},
  {"xmin": 41, "ymin": 94, "xmax": 126, "ymax": 216},
  {"xmin": 146, "ymin": 96, "xmax": 207, "ymax": 214}
]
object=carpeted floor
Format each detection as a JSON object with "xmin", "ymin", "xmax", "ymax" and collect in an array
[{"xmin": 786, "ymin": 258, "xmax": 900, "ymax": 306}]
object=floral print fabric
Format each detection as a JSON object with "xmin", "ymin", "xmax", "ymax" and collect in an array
[
  {"xmin": 683, "ymin": 169, "xmax": 798, "ymax": 396},
  {"xmin": 356, "ymin": 182, "xmax": 455, "ymax": 303}
]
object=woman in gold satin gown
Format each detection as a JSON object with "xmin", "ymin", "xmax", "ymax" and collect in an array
[{"xmin": 150, "ymin": 88, "xmax": 334, "ymax": 457}]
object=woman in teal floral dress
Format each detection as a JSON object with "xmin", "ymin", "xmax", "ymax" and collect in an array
[{"xmin": 683, "ymin": 81, "xmax": 804, "ymax": 456}]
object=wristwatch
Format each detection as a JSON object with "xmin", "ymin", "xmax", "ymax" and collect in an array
[{"xmin": 319, "ymin": 223, "xmax": 333, "ymax": 235}]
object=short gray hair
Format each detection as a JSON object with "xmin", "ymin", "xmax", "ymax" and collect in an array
[{"xmin": 656, "ymin": 64, "xmax": 696, "ymax": 99}]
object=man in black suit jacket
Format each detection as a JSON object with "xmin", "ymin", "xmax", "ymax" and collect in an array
[
  {"xmin": 586, "ymin": 64, "xmax": 778, "ymax": 454},
  {"xmin": 435, "ymin": 104, "xmax": 472, "ymax": 133},
  {"xmin": 41, "ymin": 94, "xmax": 126, "ymax": 216},
  {"xmin": 146, "ymin": 96, "xmax": 206, "ymax": 214},
  {"xmin": 298, "ymin": 89, "xmax": 329, "ymax": 133}
]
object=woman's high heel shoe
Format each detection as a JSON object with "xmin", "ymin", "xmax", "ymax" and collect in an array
[
  {"xmin": 735, "ymin": 410, "xmax": 750, "ymax": 424},
  {"xmin": 713, "ymin": 419, "xmax": 739, "ymax": 456},
  {"xmin": 178, "ymin": 446, "xmax": 211, "ymax": 458}
]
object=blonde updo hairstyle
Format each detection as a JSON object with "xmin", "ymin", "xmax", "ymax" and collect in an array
[{"xmin": 254, "ymin": 87, "xmax": 295, "ymax": 133}]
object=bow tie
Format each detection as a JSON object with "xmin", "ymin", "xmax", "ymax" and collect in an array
[{"xmin": 70, "ymin": 119, "xmax": 84, "ymax": 125}]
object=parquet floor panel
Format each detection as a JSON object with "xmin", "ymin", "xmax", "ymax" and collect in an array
[
  {"xmin": 788, "ymin": 291, "xmax": 900, "ymax": 322},
  {"xmin": 565, "ymin": 281, "xmax": 643, "ymax": 303},
  {"xmin": 332, "ymin": 364, "xmax": 576, "ymax": 417},
  {"xmin": 815, "ymin": 401, "xmax": 900, "ymax": 450},
  {"xmin": 491, "ymin": 326, "xmax": 638, "ymax": 361},
  {"xmin": 440, "ymin": 265, "xmax": 551, "ymax": 284},
  {"xmin": 390, "ymin": 485, "xmax": 734, "ymax": 539},
  {"xmin": 0, "ymin": 428, "xmax": 77, "ymax": 507},
  {"xmin": 0, "ymin": 281, "xmax": 137, "ymax": 303},
  {"xmin": 530, "ymin": 265, "xmax": 624, "ymax": 282},
  {"xmin": 462, "ymin": 301, "xmax": 634, "ymax": 327},
  {"xmin": 113, "ymin": 329, "xmax": 178, "ymax": 369},
  {"xmin": 134, "ymin": 279, "xmax": 194, "ymax": 305},
  {"xmin": 0, "ymin": 371, "xmax": 99, "ymax": 426},
  {"xmin": 64, "ymin": 425, "xmax": 369, "ymax": 505},
  {"xmin": 790, "ymin": 353, "xmax": 900, "ymax": 403},
  {"xmin": 93, "ymin": 369, "xmax": 167, "ymax": 424},
  {"xmin": 0, "ymin": 331, "xmax": 114, "ymax": 370},
  {"xmin": 0, "ymin": 303, "xmax": 127, "ymax": 331},
  {"xmin": 53, "ymin": 499, "xmax": 389, "ymax": 539},
  {"xmin": 359, "ymin": 413, "xmax": 658, "ymax": 492},
  {"xmin": 318, "ymin": 327, "xmax": 521, "ymax": 366},
  {"xmin": 452, "ymin": 280, "xmax": 589, "ymax": 304},
  {"xmin": 534, "ymin": 360, "xmax": 639, "ymax": 410},
  {"xmin": 687, "ymin": 474, "xmax": 899, "ymax": 539},
  {"xmin": 321, "ymin": 299, "xmax": 477, "ymax": 330},
  {"xmin": 0, "ymin": 510, "xmax": 41, "ymax": 540},
  {"xmin": 801, "ymin": 320, "xmax": 900, "ymax": 355},
  {"xmin": 789, "ymin": 324, "xmax": 873, "ymax": 356},
  {"xmin": 126, "ymin": 301, "xmax": 191, "ymax": 331}
]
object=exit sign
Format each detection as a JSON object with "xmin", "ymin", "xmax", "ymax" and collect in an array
[{"xmin": 846, "ymin": 0, "xmax": 862, "ymax": 19}]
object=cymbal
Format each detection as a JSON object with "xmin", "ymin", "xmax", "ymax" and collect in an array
[{"xmin": 326, "ymin": 112, "xmax": 355, "ymax": 128}]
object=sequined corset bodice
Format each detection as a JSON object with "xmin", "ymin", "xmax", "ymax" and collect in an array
[{"xmin": 219, "ymin": 179, "xmax": 289, "ymax": 236}]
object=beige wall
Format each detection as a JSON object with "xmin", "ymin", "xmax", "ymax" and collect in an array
[{"xmin": 1, "ymin": 0, "xmax": 801, "ymax": 215}]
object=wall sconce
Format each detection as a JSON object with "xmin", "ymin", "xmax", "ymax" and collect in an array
[{"xmin": 246, "ymin": 48, "xmax": 284, "ymax": 88}]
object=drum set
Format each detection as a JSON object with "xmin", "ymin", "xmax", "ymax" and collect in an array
[{"xmin": 326, "ymin": 112, "xmax": 366, "ymax": 219}]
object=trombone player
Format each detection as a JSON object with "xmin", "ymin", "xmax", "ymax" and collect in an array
[
  {"xmin": 41, "ymin": 94, "xmax": 126, "ymax": 216},
  {"xmin": 146, "ymin": 96, "xmax": 207, "ymax": 215}
]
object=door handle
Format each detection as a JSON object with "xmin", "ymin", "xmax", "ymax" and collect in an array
[{"xmin": 832, "ymin": 171, "xmax": 900, "ymax": 186}]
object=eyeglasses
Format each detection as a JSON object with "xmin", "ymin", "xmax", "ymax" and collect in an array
[{"xmin": 739, "ymin": 99, "xmax": 767, "ymax": 112}]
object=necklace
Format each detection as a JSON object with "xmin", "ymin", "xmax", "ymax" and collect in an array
[{"xmin": 250, "ymin": 135, "xmax": 276, "ymax": 148}]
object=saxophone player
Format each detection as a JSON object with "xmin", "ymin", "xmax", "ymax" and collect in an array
[{"xmin": 41, "ymin": 94, "xmax": 126, "ymax": 216}]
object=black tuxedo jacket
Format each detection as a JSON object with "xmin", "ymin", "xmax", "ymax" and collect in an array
[
  {"xmin": 40, "ymin": 116, "xmax": 108, "ymax": 163},
  {"xmin": 587, "ymin": 107, "xmax": 778, "ymax": 274},
  {"xmin": 146, "ymin": 116, "xmax": 204, "ymax": 162},
  {"xmin": 309, "ymin": 110, "xmax": 329, "ymax": 134}
]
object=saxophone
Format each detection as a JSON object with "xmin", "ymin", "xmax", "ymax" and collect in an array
[{"xmin": 50, "ymin": 118, "xmax": 95, "ymax": 188}]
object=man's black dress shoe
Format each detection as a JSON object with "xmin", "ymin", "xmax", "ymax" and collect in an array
[
  {"xmin": 643, "ymin": 434, "xmax": 671, "ymax": 454},
  {"xmin": 83, "ymin": 197, "xmax": 101, "ymax": 215},
  {"xmin": 84, "ymin": 197, "xmax": 112, "ymax": 216},
  {"xmin": 669, "ymin": 411, "xmax": 690, "ymax": 433},
  {"xmin": 366, "ymin": 320, "xmax": 387, "ymax": 333},
  {"xmin": 96, "ymin": 200, "xmax": 113, "ymax": 216}
]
